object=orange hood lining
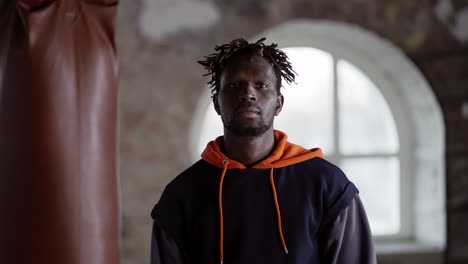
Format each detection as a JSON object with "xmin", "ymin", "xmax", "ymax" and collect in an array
[{"xmin": 201, "ymin": 130, "xmax": 323, "ymax": 169}]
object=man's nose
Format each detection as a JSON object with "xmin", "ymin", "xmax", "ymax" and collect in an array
[{"xmin": 238, "ymin": 84, "xmax": 256, "ymax": 101}]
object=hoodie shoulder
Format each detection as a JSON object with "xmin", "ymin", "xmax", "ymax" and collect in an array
[
  {"xmin": 300, "ymin": 157, "xmax": 354, "ymax": 191},
  {"xmin": 299, "ymin": 157, "xmax": 359, "ymax": 225},
  {"xmin": 151, "ymin": 160, "xmax": 215, "ymax": 217},
  {"xmin": 306, "ymin": 157, "xmax": 343, "ymax": 174},
  {"xmin": 174, "ymin": 159, "xmax": 214, "ymax": 182}
]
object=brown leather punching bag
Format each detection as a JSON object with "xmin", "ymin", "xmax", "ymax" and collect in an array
[{"xmin": 0, "ymin": 1, "xmax": 120, "ymax": 264}]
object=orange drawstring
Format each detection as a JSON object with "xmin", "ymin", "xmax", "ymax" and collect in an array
[
  {"xmin": 218, "ymin": 160, "xmax": 229, "ymax": 264},
  {"xmin": 269, "ymin": 168, "xmax": 289, "ymax": 254}
]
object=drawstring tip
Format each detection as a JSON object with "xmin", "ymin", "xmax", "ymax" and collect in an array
[{"xmin": 284, "ymin": 247, "xmax": 289, "ymax": 254}]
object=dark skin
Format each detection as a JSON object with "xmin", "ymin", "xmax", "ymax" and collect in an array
[{"xmin": 213, "ymin": 54, "xmax": 284, "ymax": 166}]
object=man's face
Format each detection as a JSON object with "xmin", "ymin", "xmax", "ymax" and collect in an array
[{"xmin": 213, "ymin": 54, "xmax": 284, "ymax": 137}]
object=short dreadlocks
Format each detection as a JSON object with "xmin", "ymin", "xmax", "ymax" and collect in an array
[{"xmin": 198, "ymin": 37, "xmax": 296, "ymax": 95}]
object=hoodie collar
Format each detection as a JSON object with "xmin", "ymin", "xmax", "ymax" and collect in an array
[{"xmin": 201, "ymin": 130, "xmax": 323, "ymax": 169}]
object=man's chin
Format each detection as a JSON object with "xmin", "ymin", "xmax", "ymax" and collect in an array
[{"xmin": 225, "ymin": 125, "xmax": 271, "ymax": 137}]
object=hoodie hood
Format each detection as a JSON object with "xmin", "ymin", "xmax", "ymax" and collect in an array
[{"xmin": 201, "ymin": 130, "xmax": 323, "ymax": 169}]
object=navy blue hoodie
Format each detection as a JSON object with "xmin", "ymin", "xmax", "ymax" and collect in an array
[{"xmin": 151, "ymin": 130, "xmax": 361, "ymax": 264}]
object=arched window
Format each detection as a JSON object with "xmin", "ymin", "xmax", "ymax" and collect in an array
[{"xmin": 190, "ymin": 20, "xmax": 445, "ymax": 253}]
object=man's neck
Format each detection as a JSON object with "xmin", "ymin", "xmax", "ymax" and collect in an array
[{"xmin": 222, "ymin": 129, "xmax": 275, "ymax": 167}]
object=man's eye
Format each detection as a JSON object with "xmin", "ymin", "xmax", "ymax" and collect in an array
[
  {"xmin": 228, "ymin": 83, "xmax": 238, "ymax": 88},
  {"xmin": 257, "ymin": 83, "xmax": 268, "ymax": 89}
]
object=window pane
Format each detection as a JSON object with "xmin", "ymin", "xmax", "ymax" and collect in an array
[
  {"xmin": 341, "ymin": 157, "xmax": 400, "ymax": 235},
  {"xmin": 275, "ymin": 47, "xmax": 334, "ymax": 154},
  {"xmin": 198, "ymin": 105, "xmax": 223, "ymax": 153},
  {"xmin": 338, "ymin": 60, "xmax": 399, "ymax": 154}
]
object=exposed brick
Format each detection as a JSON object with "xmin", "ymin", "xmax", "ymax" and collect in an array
[
  {"xmin": 447, "ymin": 154, "xmax": 468, "ymax": 210},
  {"xmin": 442, "ymin": 97, "xmax": 468, "ymax": 155},
  {"xmin": 416, "ymin": 55, "xmax": 468, "ymax": 99},
  {"xmin": 447, "ymin": 209, "xmax": 468, "ymax": 262}
]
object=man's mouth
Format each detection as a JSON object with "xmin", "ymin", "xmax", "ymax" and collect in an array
[
  {"xmin": 237, "ymin": 108, "xmax": 260, "ymax": 113},
  {"xmin": 236, "ymin": 107, "xmax": 261, "ymax": 116},
  {"xmin": 235, "ymin": 103, "xmax": 261, "ymax": 114}
]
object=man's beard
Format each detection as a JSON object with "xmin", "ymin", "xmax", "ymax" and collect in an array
[{"xmin": 222, "ymin": 114, "xmax": 274, "ymax": 137}]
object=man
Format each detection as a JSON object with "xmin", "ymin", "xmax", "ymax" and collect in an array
[{"xmin": 151, "ymin": 38, "xmax": 376, "ymax": 264}]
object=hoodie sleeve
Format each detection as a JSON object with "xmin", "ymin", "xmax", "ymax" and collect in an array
[
  {"xmin": 318, "ymin": 194, "xmax": 377, "ymax": 264},
  {"xmin": 151, "ymin": 221, "xmax": 188, "ymax": 264}
]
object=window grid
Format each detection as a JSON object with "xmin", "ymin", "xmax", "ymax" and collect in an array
[{"xmin": 328, "ymin": 55, "xmax": 402, "ymax": 237}]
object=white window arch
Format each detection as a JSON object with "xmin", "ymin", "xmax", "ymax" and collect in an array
[
  {"xmin": 190, "ymin": 20, "xmax": 445, "ymax": 253},
  {"xmin": 278, "ymin": 47, "xmax": 401, "ymax": 236}
]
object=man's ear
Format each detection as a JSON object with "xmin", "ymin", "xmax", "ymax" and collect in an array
[
  {"xmin": 213, "ymin": 94, "xmax": 221, "ymax": 115},
  {"xmin": 275, "ymin": 94, "xmax": 284, "ymax": 116}
]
